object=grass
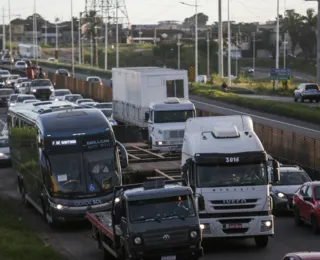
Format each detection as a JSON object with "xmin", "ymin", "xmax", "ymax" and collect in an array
[
  {"xmin": 190, "ymin": 84, "xmax": 320, "ymax": 124},
  {"xmin": 0, "ymin": 198, "xmax": 63, "ymax": 260}
]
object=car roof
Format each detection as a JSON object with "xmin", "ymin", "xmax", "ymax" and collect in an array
[
  {"xmin": 279, "ymin": 166, "xmax": 304, "ymax": 172},
  {"xmin": 286, "ymin": 252, "xmax": 320, "ymax": 259}
]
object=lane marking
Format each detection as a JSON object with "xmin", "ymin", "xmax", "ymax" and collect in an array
[{"xmin": 190, "ymin": 98, "xmax": 320, "ymax": 134}]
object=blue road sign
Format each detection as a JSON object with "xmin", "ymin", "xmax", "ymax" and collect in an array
[{"xmin": 270, "ymin": 68, "xmax": 291, "ymax": 80}]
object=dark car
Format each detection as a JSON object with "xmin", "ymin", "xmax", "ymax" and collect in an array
[
  {"xmin": 0, "ymin": 88, "xmax": 14, "ymax": 107},
  {"xmin": 55, "ymin": 69, "xmax": 70, "ymax": 77},
  {"xmin": 283, "ymin": 252, "xmax": 320, "ymax": 260},
  {"xmin": 294, "ymin": 83, "xmax": 320, "ymax": 103},
  {"xmin": 25, "ymin": 79, "xmax": 54, "ymax": 101}
]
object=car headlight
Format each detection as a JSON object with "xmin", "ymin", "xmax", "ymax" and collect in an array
[
  {"xmin": 133, "ymin": 237, "xmax": 142, "ymax": 245},
  {"xmin": 190, "ymin": 231, "xmax": 198, "ymax": 239},
  {"xmin": 0, "ymin": 153, "xmax": 4, "ymax": 156},
  {"xmin": 277, "ymin": 192, "xmax": 286, "ymax": 198},
  {"xmin": 55, "ymin": 98, "xmax": 59, "ymax": 101},
  {"xmin": 32, "ymin": 89, "xmax": 37, "ymax": 92},
  {"xmin": 156, "ymin": 141, "xmax": 163, "ymax": 145}
]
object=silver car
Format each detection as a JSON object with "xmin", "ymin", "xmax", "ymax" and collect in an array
[
  {"xmin": 0, "ymin": 136, "xmax": 10, "ymax": 164},
  {"xmin": 270, "ymin": 165, "xmax": 311, "ymax": 213},
  {"xmin": 293, "ymin": 83, "xmax": 320, "ymax": 103}
]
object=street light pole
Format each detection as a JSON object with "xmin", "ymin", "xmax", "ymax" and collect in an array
[
  {"xmin": 104, "ymin": 7, "xmax": 108, "ymax": 70},
  {"xmin": 55, "ymin": 18, "xmax": 58, "ymax": 51},
  {"xmin": 79, "ymin": 12, "xmax": 82, "ymax": 65},
  {"xmin": 275, "ymin": 0, "xmax": 280, "ymax": 89},
  {"xmin": 44, "ymin": 20, "xmax": 47, "ymax": 45},
  {"xmin": 8, "ymin": 0, "xmax": 12, "ymax": 68},
  {"xmin": 283, "ymin": 41, "xmax": 288, "ymax": 68},
  {"xmin": 218, "ymin": 0, "xmax": 223, "ymax": 77},
  {"xmin": 115, "ymin": 0, "xmax": 119, "ymax": 68},
  {"xmin": 195, "ymin": 0, "xmax": 198, "ymax": 82},
  {"xmin": 227, "ymin": 0, "xmax": 231, "ymax": 87},
  {"xmin": 177, "ymin": 33, "xmax": 181, "ymax": 69},
  {"xmin": 206, "ymin": 30, "xmax": 210, "ymax": 77},
  {"xmin": 71, "ymin": 0, "xmax": 74, "ymax": 77},
  {"xmin": 253, "ymin": 32, "xmax": 255, "ymax": 71}
]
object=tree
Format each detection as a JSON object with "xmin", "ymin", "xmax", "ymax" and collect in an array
[
  {"xmin": 182, "ymin": 13, "xmax": 209, "ymax": 28},
  {"xmin": 26, "ymin": 13, "xmax": 46, "ymax": 29},
  {"xmin": 281, "ymin": 9, "xmax": 303, "ymax": 55}
]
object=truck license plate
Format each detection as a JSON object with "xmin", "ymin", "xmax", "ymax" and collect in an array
[
  {"xmin": 161, "ymin": 256, "xmax": 176, "ymax": 260},
  {"xmin": 226, "ymin": 223, "xmax": 242, "ymax": 229}
]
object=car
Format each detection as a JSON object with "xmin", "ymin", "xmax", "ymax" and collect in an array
[
  {"xmin": 75, "ymin": 98, "xmax": 94, "ymax": 105},
  {"xmin": 293, "ymin": 181, "xmax": 320, "ymax": 233},
  {"xmin": 23, "ymin": 99, "xmax": 40, "ymax": 104},
  {"xmin": 283, "ymin": 252, "xmax": 320, "ymax": 260},
  {"xmin": 270, "ymin": 165, "xmax": 311, "ymax": 214},
  {"xmin": 99, "ymin": 108, "xmax": 118, "ymax": 125},
  {"xmin": 25, "ymin": 79, "xmax": 54, "ymax": 100},
  {"xmin": 80, "ymin": 101, "xmax": 97, "ymax": 107},
  {"xmin": 61, "ymin": 94, "xmax": 83, "ymax": 103},
  {"xmin": 15, "ymin": 94, "xmax": 37, "ymax": 104},
  {"xmin": 0, "ymin": 70, "xmax": 10, "ymax": 82},
  {"xmin": 5, "ymin": 74, "xmax": 20, "ymax": 88},
  {"xmin": 8, "ymin": 94, "xmax": 19, "ymax": 107},
  {"xmin": 0, "ymin": 88, "xmax": 14, "ymax": 107},
  {"xmin": 49, "ymin": 89, "xmax": 72, "ymax": 101},
  {"xmin": 1, "ymin": 124, "xmax": 8, "ymax": 136},
  {"xmin": 47, "ymin": 57, "xmax": 56, "ymax": 62},
  {"xmin": 1, "ymin": 55, "xmax": 14, "ymax": 65},
  {"xmin": 14, "ymin": 77, "xmax": 30, "ymax": 93},
  {"xmin": 0, "ymin": 136, "xmax": 10, "ymax": 164},
  {"xmin": 19, "ymin": 82, "xmax": 31, "ymax": 94},
  {"xmin": 14, "ymin": 60, "xmax": 27, "ymax": 69},
  {"xmin": 294, "ymin": 83, "xmax": 320, "ymax": 103},
  {"xmin": 0, "ymin": 77, "xmax": 6, "ymax": 88},
  {"xmin": 86, "ymin": 76, "xmax": 102, "ymax": 85},
  {"xmin": 55, "ymin": 69, "xmax": 70, "ymax": 76},
  {"xmin": 93, "ymin": 102, "xmax": 112, "ymax": 109}
]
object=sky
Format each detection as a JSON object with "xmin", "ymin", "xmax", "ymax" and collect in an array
[{"xmin": 2, "ymin": 0, "xmax": 318, "ymax": 25}]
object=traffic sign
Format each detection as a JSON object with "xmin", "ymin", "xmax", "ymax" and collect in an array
[{"xmin": 270, "ymin": 68, "xmax": 291, "ymax": 80}]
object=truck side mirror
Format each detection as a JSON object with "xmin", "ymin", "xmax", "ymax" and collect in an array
[
  {"xmin": 145, "ymin": 112, "xmax": 149, "ymax": 122},
  {"xmin": 117, "ymin": 141, "xmax": 128, "ymax": 168},
  {"xmin": 272, "ymin": 159, "xmax": 280, "ymax": 183}
]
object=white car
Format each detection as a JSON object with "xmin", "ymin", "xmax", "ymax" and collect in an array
[
  {"xmin": 47, "ymin": 57, "xmax": 56, "ymax": 62},
  {"xmin": 0, "ymin": 136, "xmax": 10, "ymax": 162},
  {"xmin": 14, "ymin": 61, "xmax": 27, "ymax": 69},
  {"xmin": 8, "ymin": 94, "xmax": 19, "ymax": 107},
  {"xmin": 6, "ymin": 74, "xmax": 20, "ymax": 88},
  {"xmin": 86, "ymin": 76, "xmax": 102, "ymax": 85},
  {"xmin": 15, "ymin": 77, "xmax": 30, "ymax": 92},
  {"xmin": 23, "ymin": 99, "xmax": 40, "ymax": 104},
  {"xmin": 75, "ymin": 98, "xmax": 94, "ymax": 105},
  {"xmin": 49, "ymin": 89, "xmax": 72, "ymax": 101},
  {"xmin": 62, "ymin": 94, "xmax": 83, "ymax": 103}
]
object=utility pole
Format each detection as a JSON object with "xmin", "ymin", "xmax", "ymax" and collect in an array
[
  {"xmin": 218, "ymin": 0, "xmax": 223, "ymax": 77},
  {"xmin": 153, "ymin": 26, "xmax": 157, "ymax": 46},
  {"xmin": 90, "ymin": 34, "xmax": 93, "ymax": 67},
  {"xmin": 71, "ymin": 0, "xmax": 74, "ymax": 77},
  {"xmin": 275, "ymin": 0, "xmax": 280, "ymax": 89},
  {"xmin": 236, "ymin": 33, "xmax": 238, "ymax": 77},
  {"xmin": 227, "ymin": 0, "xmax": 231, "ymax": 87},
  {"xmin": 116, "ymin": 0, "xmax": 119, "ymax": 67},
  {"xmin": 8, "ymin": 0, "xmax": 12, "ymax": 67},
  {"xmin": 195, "ymin": 0, "xmax": 198, "ymax": 82},
  {"xmin": 177, "ymin": 33, "xmax": 181, "ymax": 69},
  {"xmin": 2, "ymin": 7, "xmax": 5, "ymax": 51},
  {"xmin": 79, "ymin": 12, "xmax": 82, "ymax": 65},
  {"xmin": 105, "ymin": 2, "xmax": 109, "ymax": 70},
  {"xmin": 252, "ymin": 32, "xmax": 255, "ymax": 71},
  {"xmin": 206, "ymin": 30, "xmax": 210, "ymax": 77},
  {"xmin": 44, "ymin": 20, "xmax": 47, "ymax": 45}
]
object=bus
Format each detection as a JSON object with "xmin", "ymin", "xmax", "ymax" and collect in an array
[
  {"xmin": 18, "ymin": 44, "xmax": 41, "ymax": 59},
  {"xmin": 8, "ymin": 101, "xmax": 128, "ymax": 227}
]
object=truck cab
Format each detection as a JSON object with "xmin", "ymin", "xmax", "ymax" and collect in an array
[
  {"xmin": 145, "ymin": 97, "xmax": 195, "ymax": 152},
  {"xmin": 180, "ymin": 116, "xmax": 280, "ymax": 248},
  {"xmin": 87, "ymin": 179, "xmax": 203, "ymax": 260}
]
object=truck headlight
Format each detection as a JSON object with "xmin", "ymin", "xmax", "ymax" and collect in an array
[
  {"xmin": 134, "ymin": 237, "xmax": 142, "ymax": 245},
  {"xmin": 155, "ymin": 141, "xmax": 162, "ymax": 145},
  {"xmin": 190, "ymin": 231, "xmax": 198, "ymax": 238},
  {"xmin": 32, "ymin": 89, "xmax": 37, "ymax": 92},
  {"xmin": 277, "ymin": 192, "xmax": 286, "ymax": 198}
]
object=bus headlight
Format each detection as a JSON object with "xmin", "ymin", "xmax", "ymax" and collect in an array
[{"xmin": 134, "ymin": 237, "xmax": 142, "ymax": 245}]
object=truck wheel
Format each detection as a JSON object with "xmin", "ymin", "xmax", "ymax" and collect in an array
[
  {"xmin": 293, "ymin": 207, "xmax": 303, "ymax": 226},
  {"xmin": 254, "ymin": 236, "xmax": 268, "ymax": 248},
  {"xmin": 311, "ymin": 215, "xmax": 320, "ymax": 234}
]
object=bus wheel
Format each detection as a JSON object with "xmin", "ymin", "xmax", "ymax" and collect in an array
[{"xmin": 20, "ymin": 185, "xmax": 31, "ymax": 208}]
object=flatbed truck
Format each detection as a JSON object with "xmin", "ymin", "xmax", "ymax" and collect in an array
[{"xmin": 87, "ymin": 179, "xmax": 203, "ymax": 260}]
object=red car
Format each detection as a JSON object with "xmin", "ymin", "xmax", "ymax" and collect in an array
[
  {"xmin": 292, "ymin": 181, "xmax": 320, "ymax": 233},
  {"xmin": 283, "ymin": 252, "xmax": 320, "ymax": 260}
]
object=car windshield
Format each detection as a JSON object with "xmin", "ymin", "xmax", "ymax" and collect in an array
[
  {"xmin": 65, "ymin": 95, "xmax": 82, "ymax": 102},
  {"xmin": 31, "ymin": 80, "xmax": 52, "ymax": 87},
  {"xmin": 17, "ymin": 96, "xmax": 36, "ymax": 102},
  {"xmin": 9, "ymin": 95, "xmax": 18, "ymax": 101},
  {"xmin": 315, "ymin": 186, "xmax": 320, "ymax": 200},
  {"xmin": 197, "ymin": 163, "xmax": 268, "ymax": 187},
  {"xmin": 9, "ymin": 76, "xmax": 19, "ymax": 80},
  {"xmin": 273, "ymin": 171, "xmax": 311, "ymax": 186},
  {"xmin": 78, "ymin": 99, "xmax": 93, "ymax": 104},
  {"xmin": 101, "ymin": 110, "xmax": 112, "ymax": 118},
  {"xmin": 95, "ymin": 103, "xmax": 112, "ymax": 109},
  {"xmin": 17, "ymin": 78, "xmax": 28, "ymax": 83},
  {"xmin": 17, "ymin": 62, "xmax": 25, "ymax": 65},
  {"xmin": 48, "ymin": 148, "xmax": 118, "ymax": 194},
  {"xmin": 0, "ymin": 71, "xmax": 9, "ymax": 75},
  {"xmin": 88, "ymin": 78, "xmax": 100, "ymax": 82},
  {"xmin": 0, "ymin": 138, "xmax": 9, "ymax": 147},
  {"xmin": 55, "ymin": 90, "xmax": 70, "ymax": 96},
  {"xmin": 129, "ymin": 195, "xmax": 196, "ymax": 223},
  {"xmin": 0, "ymin": 90, "xmax": 14, "ymax": 95},
  {"xmin": 154, "ymin": 110, "xmax": 194, "ymax": 123},
  {"xmin": 58, "ymin": 70, "xmax": 68, "ymax": 74}
]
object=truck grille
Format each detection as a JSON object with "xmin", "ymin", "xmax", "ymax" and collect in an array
[
  {"xmin": 168, "ymin": 130, "xmax": 184, "ymax": 139},
  {"xmin": 211, "ymin": 199, "xmax": 258, "ymax": 210},
  {"xmin": 143, "ymin": 229, "xmax": 188, "ymax": 246}
]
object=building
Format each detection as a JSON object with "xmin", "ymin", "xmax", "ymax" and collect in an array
[{"xmin": 11, "ymin": 18, "xmax": 28, "ymax": 42}]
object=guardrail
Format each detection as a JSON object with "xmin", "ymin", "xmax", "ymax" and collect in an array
[{"xmin": 3, "ymin": 66, "xmax": 320, "ymax": 178}]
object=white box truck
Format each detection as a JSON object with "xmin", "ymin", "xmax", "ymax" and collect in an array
[
  {"xmin": 112, "ymin": 67, "xmax": 196, "ymax": 151},
  {"xmin": 180, "ymin": 115, "xmax": 281, "ymax": 247}
]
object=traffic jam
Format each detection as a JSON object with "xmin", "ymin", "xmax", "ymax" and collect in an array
[{"xmin": 0, "ymin": 66, "xmax": 320, "ymax": 260}]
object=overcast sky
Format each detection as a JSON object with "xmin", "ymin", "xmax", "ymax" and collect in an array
[{"xmin": 3, "ymin": 0, "xmax": 318, "ymax": 24}]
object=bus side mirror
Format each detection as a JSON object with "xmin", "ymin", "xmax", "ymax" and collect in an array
[
  {"xmin": 117, "ymin": 141, "xmax": 128, "ymax": 168},
  {"xmin": 145, "ymin": 112, "xmax": 149, "ymax": 122},
  {"xmin": 272, "ymin": 159, "xmax": 280, "ymax": 183}
]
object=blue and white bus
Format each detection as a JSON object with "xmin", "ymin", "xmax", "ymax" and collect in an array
[{"xmin": 18, "ymin": 44, "xmax": 41, "ymax": 59}]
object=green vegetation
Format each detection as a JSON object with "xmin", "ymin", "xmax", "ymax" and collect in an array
[
  {"xmin": 190, "ymin": 84, "xmax": 320, "ymax": 124},
  {"xmin": 0, "ymin": 198, "xmax": 63, "ymax": 260}
]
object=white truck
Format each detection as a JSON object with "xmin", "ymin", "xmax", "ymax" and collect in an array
[
  {"xmin": 180, "ymin": 115, "xmax": 280, "ymax": 247},
  {"xmin": 112, "ymin": 67, "xmax": 196, "ymax": 151}
]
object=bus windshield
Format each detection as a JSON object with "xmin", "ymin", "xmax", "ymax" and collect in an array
[{"xmin": 48, "ymin": 148, "xmax": 119, "ymax": 194}]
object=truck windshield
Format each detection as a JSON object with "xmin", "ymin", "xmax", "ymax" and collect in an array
[
  {"xmin": 48, "ymin": 148, "xmax": 118, "ymax": 194},
  {"xmin": 129, "ymin": 195, "xmax": 196, "ymax": 223},
  {"xmin": 154, "ymin": 110, "xmax": 194, "ymax": 123},
  {"xmin": 197, "ymin": 163, "xmax": 268, "ymax": 188}
]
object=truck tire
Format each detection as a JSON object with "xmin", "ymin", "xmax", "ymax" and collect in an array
[{"xmin": 254, "ymin": 236, "xmax": 268, "ymax": 248}]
